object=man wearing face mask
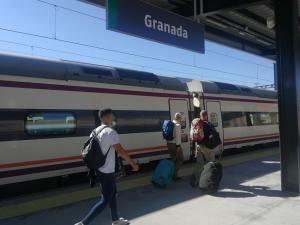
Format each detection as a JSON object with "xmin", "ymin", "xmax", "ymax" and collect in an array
[{"xmin": 75, "ymin": 108, "xmax": 139, "ymax": 225}]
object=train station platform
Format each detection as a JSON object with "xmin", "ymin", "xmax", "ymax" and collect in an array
[{"xmin": 1, "ymin": 148, "xmax": 300, "ymax": 225}]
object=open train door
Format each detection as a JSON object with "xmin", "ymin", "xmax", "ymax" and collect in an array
[
  {"xmin": 206, "ymin": 101, "xmax": 224, "ymax": 148},
  {"xmin": 169, "ymin": 99, "xmax": 190, "ymax": 160}
]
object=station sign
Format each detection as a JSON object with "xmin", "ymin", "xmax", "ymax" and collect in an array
[{"xmin": 106, "ymin": 0, "xmax": 205, "ymax": 53}]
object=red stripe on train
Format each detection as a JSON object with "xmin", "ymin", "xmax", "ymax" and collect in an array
[{"xmin": 0, "ymin": 80, "xmax": 188, "ymax": 98}]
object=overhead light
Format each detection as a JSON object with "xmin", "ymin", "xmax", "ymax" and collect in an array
[{"xmin": 206, "ymin": 18, "xmax": 228, "ymax": 29}]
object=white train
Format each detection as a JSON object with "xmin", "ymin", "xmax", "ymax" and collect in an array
[{"xmin": 0, "ymin": 53, "xmax": 279, "ymax": 185}]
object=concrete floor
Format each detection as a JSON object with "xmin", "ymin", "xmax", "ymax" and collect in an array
[{"xmin": 1, "ymin": 155, "xmax": 300, "ymax": 225}]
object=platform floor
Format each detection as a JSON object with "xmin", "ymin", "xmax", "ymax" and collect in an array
[{"xmin": 1, "ymin": 153, "xmax": 300, "ymax": 225}]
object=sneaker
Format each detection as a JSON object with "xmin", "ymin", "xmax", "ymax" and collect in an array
[
  {"xmin": 74, "ymin": 222, "xmax": 84, "ymax": 225},
  {"xmin": 112, "ymin": 217, "xmax": 130, "ymax": 225}
]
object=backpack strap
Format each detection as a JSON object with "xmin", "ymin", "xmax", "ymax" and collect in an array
[
  {"xmin": 93, "ymin": 125, "xmax": 108, "ymax": 137},
  {"xmin": 93, "ymin": 125, "xmax": 112, "ymax": 157}
]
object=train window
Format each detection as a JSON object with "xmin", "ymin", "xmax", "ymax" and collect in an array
[
  {"xmin": 270, "ymin": 112, "xmax": 279, "ymax": 124},
  {"xmin": 247, "ymin": 112, "xmax": 279, "ymax": 126},
  {"xmin": 222, "ymin": 112, "xmax": 247, "ymax": 128},
  {"xmin": 210, "ymin": 112, "xmax": 218, "ymax": 127},
  {"xmin": 260, "ymin": 113, "xmax": 273, "ymax": 125},
  {"xmin": 240, "ymin": 87, "xmax": 252, "ymax": 93},
  {"xmin": 113, "ymin": 110, "xmax": 169, "ymax": 134},
  {"xmin": 81, "ymin": 67, "xmax": 113, "ymax": 78},
  {"xmin": 25, "ymin": 112, "xmax": 76, "ymax": 136},
  {"xmin": 179, "ymin": 112, "xmax": 186, "ymax": 129},
  {"xmin": 215, "ymin": 82, "xmax": 240, "ymax": 94},
  {"xmin": 118, "ymin": 69, "xmax": 159, "ymax": 83},
  {"xmin": 222, "ymin": 111, "xmax": 279, "ymax": 128}
]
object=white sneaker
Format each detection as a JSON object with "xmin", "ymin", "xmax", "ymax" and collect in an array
[
  {"xmin": 112, "ymin": 217, "xmax": 130, "ymax": 225},
  {"xmin": 74, "ymin": 222, "xmax": 84, "ymax": 225}
]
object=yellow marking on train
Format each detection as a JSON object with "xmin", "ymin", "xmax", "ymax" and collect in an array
[{"xmin": 0, "ymin": 148, "xmax": 279, "ymax": 220}]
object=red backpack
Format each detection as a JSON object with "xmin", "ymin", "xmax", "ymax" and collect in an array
[{"xmin": 190, "ymin": 118, "xmax": 205, "ymax": 143}]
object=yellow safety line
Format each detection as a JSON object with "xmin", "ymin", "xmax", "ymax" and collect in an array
[{"xmin": 0, "ymin": 148, "xmax": 279, "ymax": 220}]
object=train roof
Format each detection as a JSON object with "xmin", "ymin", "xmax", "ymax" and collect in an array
[
  {"xmin": 187, "ymin": 80, "xmax": 277, "ymax": 99},
  {"xmin": 0, "ymin": 53, "xmax": 186, "ymax": 91},
  {"xmin": 0, "ymin": 53, "xmax": 277, "ymax": 99}
]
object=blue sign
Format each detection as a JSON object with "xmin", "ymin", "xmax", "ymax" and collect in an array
[{"xmin": 107, "ymin": 0, "xmax": 205, "ymax": 53}]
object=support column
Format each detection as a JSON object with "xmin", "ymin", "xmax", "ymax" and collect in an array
[
  {"xmin": 274, "ymin": 63, "xmax": 277, "ymax": 91},
  {"xmin": 275, "ymin": 0, "xmax": 300, "ymax": 193}
]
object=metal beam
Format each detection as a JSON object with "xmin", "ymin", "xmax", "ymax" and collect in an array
[
  {"xmin": 236, "ymin": 8, "xmax": 267, "ymax": 25},
  {"xmin": 79, "ymin": 0, "xmax": 105, "ymax": 7},
  {"xmin": 172, "ymin": 0, "xmax": 271, "ymax": 16},
  {"xmin": 205, "ymin": 25, "xmax": 275, "ymax": 58},
  {"xmin": 80, "ymin": 0, "xmax": 270, "ymax": 12},
  {"xmin": 202, "ymin": 0, "xmax": 270, "ymax": 15},
  {"xmin": 275, "ymin": 0, "xmax": 300, "ymax": 193}
]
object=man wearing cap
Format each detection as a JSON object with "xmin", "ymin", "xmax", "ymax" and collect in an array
[{"xmin": 167, "ymin": 112, "xmax": 184, "ymax": 181}]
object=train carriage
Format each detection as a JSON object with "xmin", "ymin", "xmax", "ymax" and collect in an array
[
  {"xmin": 187, "ymin": 80, "xmax": 279, "ymax": 150},
  {"xmin": 0, "ymin": 53, "xmax": 192, "ymax": 185},
  {"xmin": 0, "ymin": 53, "xmax": 278, "ymax": 185}
]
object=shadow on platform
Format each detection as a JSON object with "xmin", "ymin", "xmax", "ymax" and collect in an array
[
  {"xmin": 4, "ymin": 155, "xmax": 297, "ymax": 225},
  {"xmin": 119, "ymin": 155, "xmax": 293, "ymax": 221}
]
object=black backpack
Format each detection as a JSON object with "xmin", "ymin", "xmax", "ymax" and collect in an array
[
  {"xmin": 81, "ymin": 126, "xmax": 111, "ymax": 170},
  {"xmin": 204, "ymin": 122, "xmax": 222, "ymax": 149},
  {"xmin": 199, "ymin": 161, "xmax": 223, "ymax": 192}
]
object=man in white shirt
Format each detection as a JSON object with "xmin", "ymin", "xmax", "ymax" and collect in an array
[
  {"xmin": 167, "ymin": 112, "xmax": 184, "ymax": 181},
  {"xmin": 75, "ymin": 109, "xmax": 139, "ymax": 225}
]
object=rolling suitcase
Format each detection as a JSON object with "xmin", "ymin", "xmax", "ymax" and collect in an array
[{"xmin": 151, "ymin": 159, "xmax": 175, "ymax": 188}]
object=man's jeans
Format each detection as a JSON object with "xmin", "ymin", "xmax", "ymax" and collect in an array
[{"xmin": 82, "ymin": 172, "xmax": 118, "ymax": 224}]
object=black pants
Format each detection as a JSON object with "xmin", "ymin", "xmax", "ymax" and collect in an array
[{"xmin": 82, "ymin": 172, "xmax": 119, "ymax": 224}]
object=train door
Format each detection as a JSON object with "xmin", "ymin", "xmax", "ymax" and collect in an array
[
  {"xmin": 169, "ymin": 99, "xmax": 190, "ymax": 160},
  {"xmin": 206, "ymin": 101, "xmax": 224, "ymax": 144}
]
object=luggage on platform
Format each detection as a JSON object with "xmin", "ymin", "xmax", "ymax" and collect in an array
[
  {"xmin": 198, "ymin": 161, "xmax": 223, "ymax": 192},
  {"xmin": 151, "ymin": 159, "xmax": 175, "ymax": 188}
]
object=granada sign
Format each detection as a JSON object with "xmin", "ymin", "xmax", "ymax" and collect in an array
[{"xmin": 107, "ymin": 0, "xmax": 205, "ymax": 53}]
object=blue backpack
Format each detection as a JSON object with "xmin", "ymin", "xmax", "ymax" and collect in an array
[
  {"xmin": 151, "ymin": 160, "xmax": 175, "ymax": 188},
  {"xmin": 162, "ymin": 120, "xmax": 175, "ymax": 141}
]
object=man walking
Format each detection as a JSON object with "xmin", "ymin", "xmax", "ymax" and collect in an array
[
  {"xmin": 167, "ymin": 112, "xmax": 184, "ymax": 181},
  {"xmin": 193, "ymin": 110, "xmax": 223, "ymax": 183},
  {"xmin": 75, "ymin": 108, "xmax": 139, "ymax": 225}
]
